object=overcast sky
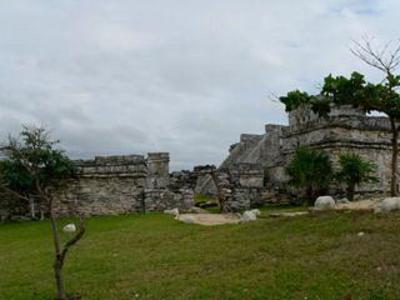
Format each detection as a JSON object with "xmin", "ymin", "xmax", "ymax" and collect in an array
[{"xmin": 0, "ymin": 1, "xmax": 399, "ymax": 170}]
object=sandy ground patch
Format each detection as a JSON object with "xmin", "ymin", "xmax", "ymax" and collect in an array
[
  {"xmin": 175, "ymin": 213, "xmax": 241, "ymax": 225},
  {"xmin": 334, "ymin": 199, "xmax": 379, "ymax": 211}
]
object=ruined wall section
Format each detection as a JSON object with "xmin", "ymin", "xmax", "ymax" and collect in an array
[
  {"xmin": 55, "ymin": 155, "xmax": 148, "ymax": 216},
  {"xmin": 192, "ymin": 165, "xmax": 218, "ymax": 196},
  {"xmin": 56, "ymin": 153, "xmax": 195, "ymax": 216},
  {"xmin": 226, "ymin": 163, "xmax": 265, "ymax": 210},
  {"xmin": 274, "ymin": 107, "xmax": 396, "ymax": 194},
  {"xmin": 220, "ymin": 104, "xmax": 399, "ymax": 197},
  {"xmin": 218, "ymin": 125, "xmax": 289, "ymax": 210},
  {"xmin": 144, "ymin": 153, "xmax": 195, "ymax": 212},
  {"xmin": 146, "ymin": 153, "xmax": 170, "ymax": 189},
  {"xmin": 288, "ymin": 104, "xmax": 365, "ymax": 128}
]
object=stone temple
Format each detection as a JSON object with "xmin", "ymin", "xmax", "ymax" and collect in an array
[
  {"xmin": 46, "ymin": 104, "xmax": 400, "ymax": 215},
  {"xmin": 220, "ymin": 104, "xmax": 395, "ymax": 197}
]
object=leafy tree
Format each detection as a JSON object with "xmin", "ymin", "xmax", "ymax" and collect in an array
[
  {"xmin": 279, "ymin": 91, "xmax": 332, "ymax": 118},
  {"xmin": 286, "ymin": 147, "xmax": 333, "ymax": 205},
  {"xmin": 321, "ymin": 72, "xmax": 367, "ymax": 106},
  {"xmin": 335, "ymin": 153, "xmax": 378, "ymax": 201},
  {"xmin": 279, "ymin": 90, "xmax": 313, "ymax": 112},
  {"xmin": 0, "ymin": 126, "xmax": 85, "ymax": 300}
]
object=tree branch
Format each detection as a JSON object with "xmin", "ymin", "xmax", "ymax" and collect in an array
[
  {"xmin": 60, "ymin": 216, "xmax": 86, "ymax": 263},
  {"xmin": 351, "ymin": 37, "xmax": 400, "ymax": 76},
  {"xmin": 0, "ymin": 183, "xmax": 31, "ymax": 202}
]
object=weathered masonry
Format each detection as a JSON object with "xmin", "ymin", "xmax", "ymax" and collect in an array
[
  {"xmin": 220, "ymin": 104, "xmax": 398, "ymax": 196},
  {"xmin": 43, "ymin": 104, "xmax": 400, "ymax": 216},
  {"xmin": 56, "ymin": 153, "xmax": 197, "ymax": 216}
]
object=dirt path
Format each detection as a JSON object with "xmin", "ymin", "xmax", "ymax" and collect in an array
[{"xmin": 175, "ymin": 213, "xmax": 241, "ymax": 225}]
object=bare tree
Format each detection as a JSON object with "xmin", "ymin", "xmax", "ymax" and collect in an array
[{"xmin": 351, "ymin": 36, "xmax": 400, "ymax": 75}]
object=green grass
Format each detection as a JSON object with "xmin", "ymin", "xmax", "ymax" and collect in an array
[
  {"xmin": 1, "ymin": 211, "xmax": 400, "ymax": 299},
  {"xmin": 194, "ymin": 193, "xmax": 216, "ymax": 203}
]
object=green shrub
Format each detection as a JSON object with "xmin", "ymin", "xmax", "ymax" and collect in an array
[
  {"xmin": 336, "ymin": 153, "xmax": 378, "ymax": 201},
  {"xmin": 286, "ymin": 147, "xmax": 333, "ymax": 205}
]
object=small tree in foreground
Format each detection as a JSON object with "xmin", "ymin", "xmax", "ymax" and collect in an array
[
  {"xmin": 286, "ymin": 147, "xmax": 333, "ymax": 205},
  {"xmin": 336, "ymin": 153, "xmax": 378, "ymax": 201},
  {"xmin": 0, "ymin": 126, "xmax": 85, "ymax": 300}
]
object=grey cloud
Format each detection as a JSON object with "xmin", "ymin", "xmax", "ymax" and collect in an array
[{"xmin": 0, "ymin": 0, "xmax": 399, "ymax": 170}]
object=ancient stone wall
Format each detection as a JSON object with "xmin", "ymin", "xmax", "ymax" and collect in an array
[
  {"xmin": 55, "ymin": 153, "xmax": 195, "ymax": 216},
  {"xmin": 279, "ymin": 112, "xmax": 395, "ymax": 194},
  {"xmin": 288, "ymin": 104, "xmax": 365, "ymax": 128},
  {"xmin": 220, "ymin": 104, "xmax": 400, "ymax": 199},
  {"xmin": 193, "ymin": 165, "xmax": 218, "ymax": 196},
  {"xmin": 146, "ymin": 153, "xmax": 170, "ymax": 189},
  {"xmin": 55, "ymin": 155, "xmax": 147, "ymax": 216},
  {"xmin": 218, "ymin": 163, "xmax": 266, "ymax": 211}
]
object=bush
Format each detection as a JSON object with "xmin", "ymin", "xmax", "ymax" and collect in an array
[
  {"xmin": 286, "ymin": 147, "xmax": 333, "ymax": 205},
  {"xmin": 336, "ymin": 153, "xmax": 378, "ymax": 201}
]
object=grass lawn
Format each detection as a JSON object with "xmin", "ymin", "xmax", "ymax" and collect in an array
[{"xmin": 1, "ymin": 209, "xmax": 400, "ymax": 299}]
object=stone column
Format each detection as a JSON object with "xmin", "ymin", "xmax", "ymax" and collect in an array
[
  {"xmin": 144, "ymin": 153, "xmax": 170, "ymax": 211},
  {"xmin": 146, "ymin": 152, "xmax": 170, "ymax": 189}
]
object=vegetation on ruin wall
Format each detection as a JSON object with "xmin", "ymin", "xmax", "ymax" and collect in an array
[
  {"xmin": 286, "ymin": 148, "xmax": 378, "ymax": 203},
  {"xmin": 336, "ymin": 153, "xmax": 379, "ymax": 201},
  {"xmin": 1, "ymin": 212, "xmax": 400, "ymax": 300},
  {"xmin": 285, "ymin": 147, "xmax": 333, "ymax": 204},
  {"xmin": 280, "ymin": 38, "xmax": 400, "ymax": 197},
  {"xmin": 286, "ymin": 146, "xmax": 379, "ymax": 205},
  {"xmin": 279, "ymin": 90, "xmax": 331, "ymax": 117}
]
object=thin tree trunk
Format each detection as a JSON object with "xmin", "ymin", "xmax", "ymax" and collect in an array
[
  {"xmin": 49, "ymin": 210, "xmax": 66, "ymax": 300},
  {"xmin": 346, "ymin": 184, "xmax": 355, "ymax": 201},
  {"xmin": 54, "ymin": 257, "xmax": 66, "ymax": 300},
  {"xmin": 390, "ymin": 118, "xmax": 399, "ymax": 197}
]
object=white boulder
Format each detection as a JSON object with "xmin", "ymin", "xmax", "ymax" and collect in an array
[
  {"xmin": 241, "ymin": 210, "xmax": 257, "ymax": 222},
  {"xmin": 314, "ymin": 196, "xmax": 336, "ymax": 210},
  {"xmin": 63, "ymin": 223, "xmax": 76, "ymax": 233},
  {"xmin": 164, "ymin": 208, "xmax": 179, "ymax": 216},
  {"xmin": 250, "ymin": 209, "xmax": 261, "ymax": 216},
  {"xmin": 375, "ymin": 197, "xmax": 400, "ymax": 213}
]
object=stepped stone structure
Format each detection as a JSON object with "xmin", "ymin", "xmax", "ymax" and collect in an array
[{"xmin": 220, "ymin": 104, "xmax": 397, "ymax": 205}]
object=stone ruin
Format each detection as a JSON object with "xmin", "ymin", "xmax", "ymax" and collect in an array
[
  {"xmin": 220, "ymin": 104, "xmax": 398, "ymax": 203},
  {"xmin": 3, "ymin": 103, "xmax": 398, "ymax": 219},
  {"xmin": 55, "ymin": 153, "xmax": 196, "ymax": 216},
  {"xmin": 54, "ymin": 150, "xmax": 266, "ymax": 215}
]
